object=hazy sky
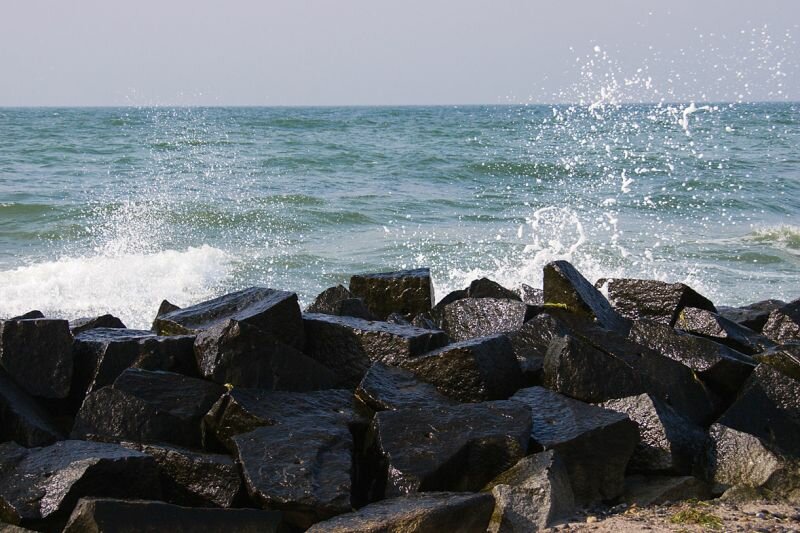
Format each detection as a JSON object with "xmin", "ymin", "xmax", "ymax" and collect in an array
[{"xmin": 1, "ymin": 1, "xmax": 798, "ymax": 106}]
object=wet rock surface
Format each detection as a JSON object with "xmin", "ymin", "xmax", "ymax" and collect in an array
[
  {"xmin": 355, "ymin": 362, "xmax": 454, "ymax": 412},
  {"xmin": 435, "ymin": 297, "xmax": 531, "ymax": 342},
  {"xmin": 718, "ymin": 299, "xmax": 786, "ymax": 331},
  {"xmin": 0, "ymin": 319, "xmax": 73, "ymax": 399},
  {"xmin": 755, "ymin": 342, "xmax": 800, "ymax": 380},
  {"xmin": 68, "ymin": 314, "xmax": 126, "ymax": 335},
  {"xmin": 675, "ymin": 306, "xmax": 776, "ymax": 355},
  {"xmin": 505, "ymin": 313, "xmax": 569, "ymax": 384},
  {"xmin": 349, "ymin": 268, "xmax": 434, "ymax": 320},
  {"xmin": 599, "ymin": 278, "xmax": 716, "ymax": 326},
  {"xmin": 762, "ymin": 299, "xmax": 800, "ymax": 344},
  {"xmin": 0, "ymin": 370, "xmax": 63, "ymax": 448},
  {"xmin": 306, "ymin": 285, "xmax": 375, "ymax": 320}
]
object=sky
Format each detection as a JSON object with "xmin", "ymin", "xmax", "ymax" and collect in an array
[{"xmin": 1, "ymin": 1, "xmax": 798, "ymax": 106}]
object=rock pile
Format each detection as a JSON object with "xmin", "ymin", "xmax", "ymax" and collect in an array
[{"xmin": 1, "ymin": 263, "xmax": 798, "ymax": 532}]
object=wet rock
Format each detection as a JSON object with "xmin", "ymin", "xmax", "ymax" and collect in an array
[
  {"xmin": 194, "ymin": 319, "xmax": 336, "ymax": 390},
  {"xmin": 349, "ymin": 268, "xmax": 434, "ymax": 320},
  {"xmin": 0, "ymin": 370, "xmax": 63, "ymax": 447},
  {"xmin": 505, "ymin": 313, "xmax": 570, "ymax": 385},
  {"xmin": 120, "ymin": 442, "xmax": 241, "ymax": 507},
  {"xmin": 466, "ymin": 278, "xmax": 521, "ymax": 301},
  {"xmin": 676, "ymin": 307, "xmax": 776, "ymax": 355},
  {"xmin": 762, "ymin": 299, "xmax": 800, "ymax": 343},
  {"xmin": 302, "ymin": 313, "xmax": 448, "ymax": 388},
  {"xmin": 8, "ymin": 311, "xmax": 44, "ymax": 321},
  {"xmin": 484, "ymin": 450, "xmax": 575, "ymax": 533},
  {"xmin": 233, "ymin": 421, "xmax": 353, "ymax": 529},
  {"xmin": 69, "ymin": 314, "xmax": 126, "ymax": 335},
  {"xmin": 152, "ymin": 287, "xmax": 304, "ymax": 350},
  {"xmin": 628, "ymin": 319, "xmax": 755, "ymax": 401},
  {"xmin": 436, "ymin": 298, "xmax": 531, "ymax": 342},
  {"xmin": 519, "ymin": 284, "xmax": 544, "ymax": 305},
  {"xmin": 718, "ymin": 299, "xmax": 786, "ymax": 331},
  {"xmin": 72, "ymin": 369, "xmax": 225, "ymax": 448},
  {"xmin": 307, "ymin": 492, "xmax": 494, "ymax": 533},
  {"xmin": 156, "ymin": 299, "xmax": 181, "ymax": 316},
  {"xmin": 602, "ymin": 393, "xmax": 706, "ymax": 475},
  {"xmin": 623, "ymin": 475, "xmax": 711, "ymax": 506},
  {"xmin": 0, "ymin": 319, "xmax": 73, "ymax": 399},
  {"xmin": 597, "ymin": 277, "xmax": 716, "ymax": 326},
  {"xmin": 355, "ymin": 362, "xmax": 454, "ymax": 412},
  {"xmin": 511, "ymin": 387, "xmax": 638, "ymax": 504},
  {"xmin": 399, "ymin": 334, "xmax": 523, "ymax": 402},
  {"xmin": 63, "ymin": 498, "xmax": 283, "ymax": 533},
  {"xmin": 754, "ymin": 342, "xmax": 800, "ymax": 380},
  {"xmin": 715, "ymin": 363, "xmax": 800, "ymax": 457},
  {"xmin": 411, "ymin": 312, "xmax": 438, "ymax": 330},
  {"xmin": 366, "ymin": 401, "xmax": 531, "ymax": 499},
  {"xmin": 543, "ymin": 261, "xmax": 629, "ymax": 332},
  {"xmin": 306, "ymin": 285, "xmax": 374, "ymax": 320},
  {"xmin": 0, "ymin": 440, "xmax": 160, "ymax": 529}
]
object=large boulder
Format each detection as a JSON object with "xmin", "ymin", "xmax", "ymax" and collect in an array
[
  {"xmin": 717, "ymin": 299, "xmax": 786, "ymax": 332},
  {"xmin": 307, "ymin": 492, "xmax": 494, "ymax": 533},
  {"xmin": 355, "ymin": 362, "xmax": 454, "ymax": 413},
  {"xmin": 349, "ymin": 268, "xmax": 434, "ymax": 320},
  {"xmin": 194, "ymin": 319, "xmax": 336, "ymax": 390},
  {"xmin": 63, "ymin": 498, "xmax": 283, "ymax": 533},
  {"xmin": 0, "ymin": 440, "xmax": 160, "ymax": 530},
  {"xmin": 675, "ymin": 307, "xmax": 776, "ymax": 355},
  {"xmin": 505, "ymin": 313, "xmax": 570, "ymax": 385},
  {"xmin": 306, "ymin": 285, "xmax": 374, "ymax": 320},
  {"xmin": 754, "ymin": 342, "xmax": 800, "ymax": 380},
  {"xmin": 510, "ymin": 387, "xmax": 638, "ymax": 504},
  {"xmin": 365, "ymin": 401, "xmax": 531, "ymax": 499},
  {"xmin": 598, "ymin": 277, "xmax": 716, "ymax": 326},
  {"xmin": 69, "ymin": 314, "xmax": 126, "ymax": 335},
  {"xmin": 0, "ymin": 319, "xmax": 73, "ymax": 399},
  {"xmin": 152, "ymin": 287, "xmax": 305, "ymax": 349},
  {"xmin": 0, "ymin": 370, "xmax": 63, "ymax": 447},
  {"xmin": 72, "ymin": 369, "xmax": 225, "ymax": 449},
  {"xmin": 302, "ymin": 313, "xmax": 448, "ymax": 388},
  {"xmin": 434, "ymin": 298, "xmax": 531, "ymax": 343},
  {"xmin": 434, "ymin": 278, "xmax": 522, "ymax": 311},
  {"xmin": 762, "ymin": 299, "xmax": 800, "ymax": 343},
  {"xmin": 484, "ymin": 450, "xmax": 575, "ymax": 533},
  {"xmin": 399, "ymin": 335, "xmax": 523, "ymax": 402}
]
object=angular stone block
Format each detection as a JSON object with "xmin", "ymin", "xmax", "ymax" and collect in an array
[
  {"xmin": 762, "ymin": 299, "xmax": 800, "ymax": 344},
  {"xmin": 718, "ymin": 299, "xmax": 786, "ymax": 332},
  {"xmin": 306, "ymin": 285, "xmax": 374, "ymax": 320},
  {"xmin": 0, "ymin": 370, "xmax": 63, "ymax": 447},
  {"xmin": 69, "ymin": 314, "xmax": 126, "ymax": 335},
  {"xmin": 599, "ymin": 277, "xmax": 716, "ymax": 326},
  {"xmin": 355, "ymin": 362, "xmax": 454, "ymax": 412},
  {"xmin": 436, "ymin": 298, "xmax": 531, "ymax": 343},
  {"xmin": 623, "ymin": 475, "xmax": 711, "ymax": 506},
  {"xmin": 0, "ymin": 319, "xmax": 73, "ymax": 399},
  {"xmin": 676, "ymin": 307, "xmax": 776, "ymax": 355},
  {"xmin": 349, "ymin": 268, "xmax": 434, "ymax": 320}
]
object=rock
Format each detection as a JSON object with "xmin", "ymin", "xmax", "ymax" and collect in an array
[
  {"xmin": 120, "ymin": 442, "xmax": 241, "ymax": 507},
  {"xmin": 602, "ymin": 393, "xmax": 706, "ymax": 474},
  {"xmin": 715, "ymin": 363, "xmax": 800, "ymax": 457},
  {"xmin": 233, "ymin": 421, "xmax": 353, "ymax": 529},
  {"xmin": 69, "ymin": 314, "xmax": 126, "ymax": 335},
  {"xmin": 349, "ymin": 268, "xmax": 434, "ymax": 320},
  {"xmin": 435, "ymin": 298, "xmax": 531, "ymax": 342},
  {"xmin": 8, "ymin": 311, "xmax": 44, "ymax": 321},
  {"xmin": 505, "ymin": 313, "xmax": 570, "ymax": 385},
  {"xmin": 519, "ymin": 284, "xmax": 544, "ymax": 305},
  {"xmin": 152, "ymin": 287, "xmax": 304, "ymax": 350},
  {"xmin": 510, "ymin": 387, "xmax": 638, "ymax": 504},
  {"xmin": 306, "ymin": 285, "xmax": 374, "ymax": 320},
  {"xmin": 72, "ymin": 369, "xmax": 225, "ymax": 448},
  {"xmin": 629, "ymin": 320, "xmax": 756, "ymax": 400},
  {"xmin": 466, "ymin": 278, "xmax": 521, "ymax": 301},
  {"xmin": 718, "ymin": 299, "xmax": 786, "ymax": 331},
  {"xmin": 0, "ymin": 319, "xmax": 73, "ymax": 399},
  {"xmin": 355, "ymin": 362, "xmax": 454, "ymax": 412},
  {"xmin": 623, "ymin": 475, "xmax": 711, "ymax": 506},
  {"xmin": 754, "ymin": 342, "xmax": 800, "ymax": 380},
  {"xmin": 411, "ymin": 312, "xmax": 438, "ymax": 330},
  {"xmin": 365, "ymin": 401, "xmax": 531, "ymax": 499},
  {"xmin": 194, "ymin": 319, "xmax": 336, "ymax": 390},
  {"xmin": 307, "ymin": 492, "xmax": 494, "ymax": 533},
  {"xmin": 156, "ymin": 299, "xmax": 181, "ymax": 316},
  {"xmin": 0, "ymin": 370, "xmax": 63, "ymax": 447},
  {"xmin": 704, "ymin": 423, "xmax": 800, "ymax": 496},
  {"xmin": 0, "ymin": 440, "xmax": 160, "ymax": 529},
  {"xmin": 543, "ymin": 261, "xmax": 629, "ymax": 332},
  {"xmin": 675, "ymin": 307, "xmax": 776, "ymax": 355},
  {"xmin": 598, "ymin": 277, "xmax": 716, "ymax": 326},
  {"xmin": 63, "ymin": 498, "xmax": 283, "ymax": 533},
  {"xmin": 302, "ymin": 313, "xmax": 448, "ymax": 388},
  {"xmin": 399, "ymin": 334, "xmax": 523, "ymax": 402},
  {"xmin": 484, "ymin": 450, "xmax": 575, "ymax": 533},
  {"xmin": 762, "ymin": 299, "xmax": 800, "ymax": 343}
]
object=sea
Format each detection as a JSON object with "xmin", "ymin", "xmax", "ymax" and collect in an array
[{"xmin": 1, "ymin": 103, "xmax": 798, "ymax": 329}]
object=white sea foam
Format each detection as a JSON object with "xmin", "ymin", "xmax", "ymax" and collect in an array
[{"xmin": 0, "ymin": 245, "xmax": 232, "ymax": 329}]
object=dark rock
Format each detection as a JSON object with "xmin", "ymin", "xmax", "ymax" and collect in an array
[
  {"xmin": 676, "ymin": 307, "xmax": 776, "ymax": 355},
  {"xmin": 519, "ymin": 284, "xmax": 544, "ymax": 305},
  {"xmin": 0, "ymin": 440, "xmax": 160, "ymax": 529},
  {"xmin": 466, "ymin": 278, "xmax": 521, "ymax": 301},
  {"xmin": 484, "ymin": 450, "xmax": 575, "ymax": 533},
  {"xmin": 8, "ymin": 311, "xmax": 44, "ymax": 321},
  {"xmin": 715, "ymin": 363, "xmax": 800, "ymax": 457},
  {"xmin": 349, "ymin": 268, "xmax": 434, "ymax": 320},
  {"xmin": 306, "ymin": 285, "xmax": 375, "ymax": 320},
  {"xmin": 385, "ymin": 312, "xmax": 411, "ymax": 325},
  {"xmin": 0, "ymin": 523, "xmax": 36, "ymax": 532},
  {"xmin": 63, "ymin": 498, "xmax": 283, "ymax": 533},
  {"xmin": 156, "ymin": 299, "xmax": 181, "ymax": 316},
  {"xmin": 233, "ymin": 421, "xmax": 353, "ymax": 529},
  {"xmin": 307, "ymin": 492, "xmax": 494, "ymax": 533},
  {"xmin": 366, "ymin": 401, "xmax": 531, "ymax": 499},
  {"xmin": 543, "ymin": 261, "xmax": 629, "ymax": 332},
  {"xmin": 302, "ymin": 313, "xmax": 448, "ymax": 388},
  {"xmin": 69, "ymin": 314, "xmax": 126, "ymax": 335},
  {"xmin": 718, "ymin": 299, "xmax": 786, "ymax": 331},
  {"xmin": 597, "ymin": 277, "xmax": 716, "ymax": 326},
  {"xmin": 629, "ymin": 319, "xmax": 755, "ymax": 400},
  {"xmin": 623, "ymin": 475, "xmax": 711, "ymax": 506},
  {"xmin": 120, "ymin": 442, "xmax": 241, "ymax": 507},
  {"xmin": 72, "ymin": 369, "xmax": 225, "ymax": 448},
  {"xmin": 399, "ymin": 334, "xmax": 523, "ymax": 402},
  {"xmin": 510, "ymin": 387, "xmax": 638, "ymax": 504},
  {"xmin": 0, "ymin": 319, "xmax": 73, "ymax": 399},
  {"xmin": 602, "ymin": 393, "xmax": 706, "ymax": 475},
  {"xmin": 194, "ymin": 319, "xmax": 336, "ymax": 390},
  {"xmin": 754, "ymin": 342, "xmax": 800, "ymax": 380},
  {"xmin": 203, "ymin": 388, "xmax": 359, "ymax": 450},
  {"xmin": 0, "ymin": 370, "xmax": 63, "ymax": 447},
  {"xmin": 434, "ymin": 288, "xmax": 469, "ymax": 310},
  {"xmin": 436, "ymin": 298, "xmax": 531, "ymax": 342},
  {"xmin": 762, "ymin": 299, "xmax": 800, "ymax": 343},
  {"xmin": 505, "ymin": 313, "xmax": 570, "ymax": 385},
  {"xmin": 152, "ymin": 287, "xmax": 304, "ymax": 350},
  {"xmin": 355, "ymin": 362, "xmax": 454, "ymax": 412},
  {"xmin": 411, "ymin": 312, "xmax": 438, "ymax": 330}
]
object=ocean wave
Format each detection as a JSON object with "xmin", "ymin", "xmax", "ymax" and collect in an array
[{"xmin": 745, "ymin": 225, "xmax": 800, "ymax": 253}]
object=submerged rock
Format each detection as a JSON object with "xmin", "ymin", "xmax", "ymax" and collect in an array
[
  {"xmin": 355, "ymin": 362, "xmax": 454, "ymax": 412},
  {"xmin": 0, "ymin": 319, "xmax": 73, "ymax": 399},
  {"xmin": 349, "ymin": 268, "xmax": 434, "ymax": 320},
  {"xmin": 0, "ymin": 370, "xmax": 63, "ymax": 447},
  {"xmin": 598, "ymin": 277, "xmax": 716, "ymax": 326},
  {"xmin": 435, "ymin": 298, "xmax": 531, "ymax": 342},
  {"xmin": 675, "ymin": 307, "xmax": 776, "ymax": 355},
  {"xmin": 69, "ymin": 314, "xmax": 126, "ymax": 335}
]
